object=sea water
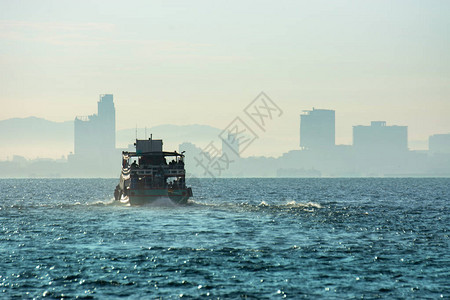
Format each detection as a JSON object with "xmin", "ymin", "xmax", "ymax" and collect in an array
[{"xmin": 0, "ymin": 178, "xmax": 448, "ymax": 299}]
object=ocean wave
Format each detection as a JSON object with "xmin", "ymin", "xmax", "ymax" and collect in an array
[
  {"xmin": 89, "ymin": 198, "xmax": 119, "ymax": 206},
  {"xmin": 140, "ymin": 197, "xmax": 179, "ymax": 207},
  {"xmin": 187, "ymin": 199, "xmax": 322, "ymax": 212},
  {"xmin": 1, "ymin": 198, "xmax": 322, "ymax": 213},
  {"xmin": 0, "ymin": 198, "xmax": 124, "ymax": 210}
]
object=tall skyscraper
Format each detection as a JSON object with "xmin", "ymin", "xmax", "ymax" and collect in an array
[
  {"xmin": 429, "ymin": 134, "xmax": 450, "ymax": 154},
  {"xmin": 353, "ymin": 121, "xmax": 407, "ymax": 153},
  {"xmin": 74, "ymin": 94, "xmax": 116, "ymax": 157},
  {"xmin": 97, "ymin": 94, "xmax": 116, "ymax": 152},
  {"xmin": 300, "ymin": 108, "xmax": 335, "ymax": 150}
]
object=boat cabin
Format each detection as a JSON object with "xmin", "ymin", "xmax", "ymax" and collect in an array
[{"xmin": 121, "ymin": 138, "xmax": 186, "ymax": 190}]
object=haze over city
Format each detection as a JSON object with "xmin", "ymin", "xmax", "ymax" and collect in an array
[
  {"xmin": 1, "ymin": 0, "xmax": 449, "ymax": 159},
  {"xmin": 2, "ymin": 3, "xmax": 450, "ymax": 299}
]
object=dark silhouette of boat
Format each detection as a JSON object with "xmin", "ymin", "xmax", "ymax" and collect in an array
[{"xmin": 114, "ymin": 138, "xmax": 192, "ymax": 205}]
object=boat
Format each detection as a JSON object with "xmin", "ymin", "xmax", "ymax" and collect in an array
[{"xmin": 114, "ymin": 137, "xmax": 193, "ymax": 205}]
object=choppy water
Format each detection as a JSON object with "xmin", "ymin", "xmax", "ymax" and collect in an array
[{"xmin": 1, "ymin": 178, "xmax": 449, "ymax": 299}]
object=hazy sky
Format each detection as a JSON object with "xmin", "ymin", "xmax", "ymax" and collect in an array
[{"xmin": 1, "ymin": 0, "xmax": 449, "ymax": 156}]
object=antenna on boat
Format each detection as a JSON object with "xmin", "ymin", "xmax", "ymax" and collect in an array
[{"xmin": 135, "ymin": 124, "xmax": 137, "ymax": 140}]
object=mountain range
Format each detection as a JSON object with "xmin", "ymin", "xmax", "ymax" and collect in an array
[{"xmin": 0, "ymin": 117, "xmax": 222, "ymax": 159}]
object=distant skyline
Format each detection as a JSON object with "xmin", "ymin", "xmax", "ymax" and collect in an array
[{"xmin": 1, "ymin": 1, "xmax": 449, "ymax": 157}]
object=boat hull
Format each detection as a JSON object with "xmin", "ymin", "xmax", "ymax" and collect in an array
[{"xmin": 128, "ymin": 188, "xmax": 191, "ymax": 205}]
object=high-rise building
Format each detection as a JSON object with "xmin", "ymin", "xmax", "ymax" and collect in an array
[
  {"xmin": 429, "ymin": 134, "xmax": 450, "ymax": 154},
  {"xmin": 74, "ymin": 94, "xmax": 116, "ymax": 157},
  {"xmin": 353, "ymin": 121, "xmax": 407, "ymax": 153},
  {"xmin": 300, "ymin": 108, "xmax": 335, "ymax": 150}
]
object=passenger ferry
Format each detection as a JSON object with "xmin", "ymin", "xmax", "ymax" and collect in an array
[{"xmin": 114, "ymin": 137, "xmax": 192, "ymax": 205}]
